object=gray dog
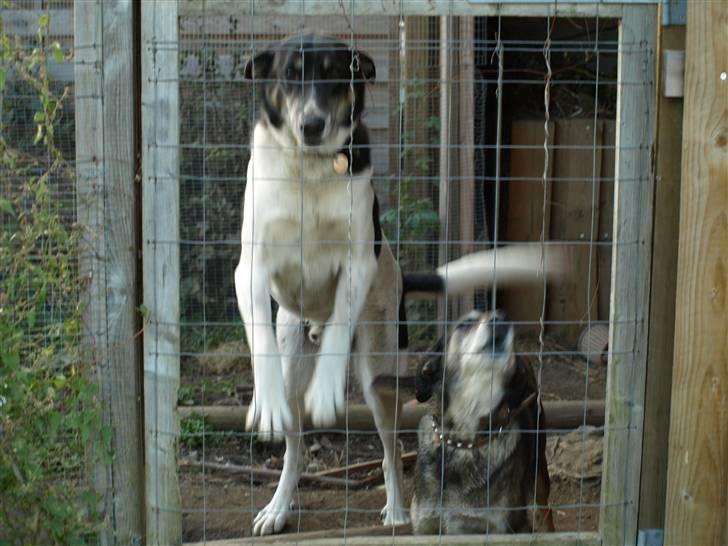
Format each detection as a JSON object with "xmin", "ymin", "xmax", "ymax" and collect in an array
[{"xmin": 376, "ymin": 310, "xmax": 555, "ymax": 534}]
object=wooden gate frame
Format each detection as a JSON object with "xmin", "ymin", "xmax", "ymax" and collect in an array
[{"xmin": 134, "ymin": 1, "xmax": 657, "ymax": 545}]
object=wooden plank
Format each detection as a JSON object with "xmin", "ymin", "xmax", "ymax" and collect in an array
[
  {"xmin": 74, "ymin": 1, "xmax": 144, "ymax": 544},
  {"xmin": 599, "ymin": 5, "xmax": 657, "ymax": 546},
  {"xmin": 547, "ymin": 119, "xmax": 604, "ymax": 345},
  {"xmin": 141, "ymin": 0, "xmax": 182, "ymax": 544},
  {"xmin": 178, "ymin": 0, "xmax": 636, "ymax": 18},
  {"xmin": 179, "ymin": 14, "xmax": 394, "ymax": 38},
  {"xmin": 501, "ymin": 120, "xmax": 555, "ymax": 330},
  {"xmin": 456, "ymin": 17, "xmax": 475, "ymax": 317},
  {"xmin": 178, "ymin": 400, "xmax": 605, "ymax": 432},
  {"xmin": 597, "ymin": 121, "xmax": 616, "ymax": 323},
  {"xmin": 664, "ymin": 1, "xmax": 728, "ymax": 544},
  {"xmin": 438, "ymin": 15, "xmax": 453, "ymax": 331},
  {"xmin": 637, "ymin": 24, "xmax": 685, "ymax": 532},
  {"xmin": 184, "ymin": 531, "xmax": 601, "ymax": 546}
]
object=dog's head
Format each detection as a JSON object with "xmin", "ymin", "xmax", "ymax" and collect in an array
[
  {"xmin": 424, "ymin": 310, "xmax": 515, "ymax": 415},
  {"xmin": 375, "ymin": 310, "xmax": 516, "ymax": 418},
  {"xmin": 245, "ymin": 33, "xmax": 375, "ymax": 152}
]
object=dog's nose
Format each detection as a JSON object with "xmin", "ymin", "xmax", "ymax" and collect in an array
[{"xmin": 301, "ymin": 115, "xmax": 326, "ymax": 143}]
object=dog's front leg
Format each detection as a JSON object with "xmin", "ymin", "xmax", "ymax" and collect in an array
[
  {"xmin": 305, "ymin": 255, "xmax": 377, "ymax": 427},
  {"xmin": 235, "ymin": 256, "xmax": 291, "ymax": 442}
]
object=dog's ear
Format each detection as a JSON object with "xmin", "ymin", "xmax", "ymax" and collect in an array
[
  {"xmin": 414, "ymin": 339, "xmax": 444, "ymax": 403},
  {"xmin": 354, "ymin": 50, "xmax": 376, "ymax": 82},
  {"xmin": 244, "ymin": 49, "xmax": 274, "ymax": 80}
]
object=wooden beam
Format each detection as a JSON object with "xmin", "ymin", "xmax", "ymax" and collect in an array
[
  {"xmin": 599, "ymin": 5, "xmax": 657, "ymax": 546},
  {"xmin": 74, "ymin": 1, "xmax": 144, "ymax": 544},
  {"xmin": 664, "ymin": 1, "xmax": 728, "ymax": 544},
  {"xmin": 178, "ymin": 1, "xmax": 639, "ymax": 18},
  {"xmin": 501, "ymin": 120, "xmax": 555, "ymax": 331},
  {"xmin": 456, "ymin": 17, "xmax": 475, "ymax": 317},
  {"xmin": 637, "ymin": 23, "xmax": 685, "ymax": 532},
  {"xmin": 141, "ymin": 0, "xmax": 181, "ymax": 544},
  {"xmin": 438, "ymin": 15, "xmax": 453, "ymax": 332},
  {"xmin": 547, "ymin": 119, "xmax": 604, "ymax": 345},
  {"xmin": 184, "ymin": 531, "xmax": 601, "ymax": 546},
  {"xmin": 178, "ymin": 400, "xmax": 605, "ymax": 432}
]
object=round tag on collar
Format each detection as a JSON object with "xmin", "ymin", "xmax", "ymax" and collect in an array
[{"xmin": 333, "ymin": 153, "xmax": 349, "ymax": 175}]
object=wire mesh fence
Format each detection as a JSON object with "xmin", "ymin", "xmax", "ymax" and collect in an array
[
  {"xmin": 2, "ymin": 1, "xmax": 658, "ymax": 544},
  {"xmin": 166, "ymin": 5, "xmax": 637, "ymax": 542}
]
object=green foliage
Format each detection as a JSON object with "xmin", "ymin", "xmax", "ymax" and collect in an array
[
  {"xmin": 381, "ymin": 80, "xmax": 441, "ymax": 343},
  {"xmin": 0, "ymin": 12, "xmax": 106, "ymax": 545},
  {"xmin": 180, "ymin": 414, "xmax": 233, "ymax": 450}
]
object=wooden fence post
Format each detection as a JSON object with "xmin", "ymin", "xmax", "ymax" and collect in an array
[
  {"xmin": 74, "ymin": 1, "xmax": 144, "ymax": 543},
  {"xmin": 141, "ymin": 0, "xmax": 182, "ymax": 543},
  {"xmin": 599, "ymin": 5, "xmax": 657, "ymax": 545},
  {"xmin": 637, "ymin": 20, "xmax": 685, "ymax": 532},
  {"xmin": 664, "ymin": 2, "xmax": 728, "ymax": 544}
]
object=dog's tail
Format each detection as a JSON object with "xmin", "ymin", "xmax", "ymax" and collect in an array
[{"xmin": 402, "ymin": 244, "xmax": 567, "ymax": 298}]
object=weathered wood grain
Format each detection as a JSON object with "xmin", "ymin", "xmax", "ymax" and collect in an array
[
  {"xmin": 664, "ymin": 1, "xmax": 728, "ymax": 544},
  {"xmin": 141, "ymin": 0, "xmax": 182, "ymax": 543},
  {"xmin": 547, "ymin": 119, "xmax": 603, "ymax": 344},
  {"xmin": 184, "ymin": 531, "xmax": 600, "ymax": 546},
  {"xmin": 178, "ymin": 0, "xmax": 633, "ymax": 18},
  {"xmin": 502, "ymin": 120, "xmax": 554, "ymax": 330},
  {"xmin": 74, "ymin": 0, "xmax": 144, "ymax": 543},
  {"xmin": 599, "ymin": 6, "xmax": 657, "ymax": 546},
  {"xmin": 637, "ymin": 24, "xmax": 684, "ymax": 532}
]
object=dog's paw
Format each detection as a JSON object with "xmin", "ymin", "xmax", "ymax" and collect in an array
[
  {"xmin": 253, "ymin": 498, "xmax": 291, "ymax": 536},
  {"xmin": 304, "ymin": 358, "xmax": 346, "ymax": 428},
  {"xmin": 381, "ymin": 503, "xmax": 410, "ymax": 526},
  {"xmin": 245, "ymin": 381, "xmax": 291, "ymax": 442}
]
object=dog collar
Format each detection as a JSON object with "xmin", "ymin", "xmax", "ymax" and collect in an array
[{"xmin": 431, "ymin": 392, "xmax": 537, "ymax": 450}]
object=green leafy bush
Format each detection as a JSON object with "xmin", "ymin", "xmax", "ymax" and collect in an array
[{"xmin": 0, "ymin": 11, "xmax": 106, "ymax": 545}]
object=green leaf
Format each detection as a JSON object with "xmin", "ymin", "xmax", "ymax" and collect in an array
[
  {"xmin": 33, "ymin": 111, "xmax": 45, "ymax": 123},
  {"xmin": 34, "ymin": 124, "xmax": 44, "ymax": 145},
  {"xmin": 1, "ymin": 351, "xmax": 19, "ymax": 368},
  {"xmin": 0, "ymin": 198, "xmax": 14, "ymax": 217},
  {"xmin": 38, "ymin": 14, "xmax": 49, "ymax": 28},
  {"xmin": 52, "ymin": 47, "xmax": 64, "ymax": 64},
  {"xmin": 0, "ymin": 68, "xmax": 6, "ymax": 92}
]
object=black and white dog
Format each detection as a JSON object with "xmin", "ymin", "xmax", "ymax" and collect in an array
[{"xmin": 235, "ymin": 33, "xmax": 561, "ymax": 536}]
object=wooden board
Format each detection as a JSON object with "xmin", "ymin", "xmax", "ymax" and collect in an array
[
  {"xmin": 458, "ymin": 17, "xmax": 476, "ymax": 316},
  {"xmin": 637, "ymin": 24, "xmax": 685, "ymax": 532},
  {"xmin": 178, "ymin": 0, "xmax": 635, "ymax": 18},
  {"xmin": 599, "ymin": 6, "xmax": 657, "ymax": 546},
  {"xmin": 547, "ymin": 119, "xmax": 604, "ymax": 345},
  {"xmin": 185, "ymin": 531, "xmax": 601, "ymax": 546},
  {"xmin": 501, "ymin": 120, "xmax": 554, "ymax": 330},
  {"xmin": 141, "ymin": 0, "xmax": 182, "ymax": 544},
  {"xmin": 597, "ymin": 120, "xmax": 616, "ymax": 323},
  {"xmin": 178, "ymin": 400, "xmax": 606, "ymax": 432},
  {"xmin": 74, "ymin": 1, "xmax": 144, "ymax": 543},
  {"xmin": 664, "ymin": 2, "xmax": 728, "ymax": 544}
]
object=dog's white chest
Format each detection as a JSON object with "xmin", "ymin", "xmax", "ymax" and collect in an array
[{"xmin": 243, "ymin": 125, "xmax": 373, "ymax": 321}]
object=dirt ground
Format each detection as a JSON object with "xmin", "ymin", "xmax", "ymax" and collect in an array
[{"xmin": 179, "ymin": 335, "xmax": 606, "ymax": 542}]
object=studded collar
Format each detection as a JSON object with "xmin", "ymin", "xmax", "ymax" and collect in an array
[{"xmin": 431, "ymin": 392, "xmax": 537, "ymax": 450}]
